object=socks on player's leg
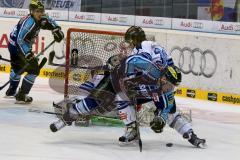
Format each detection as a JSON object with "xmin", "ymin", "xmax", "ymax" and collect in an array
[{"xmin": 15, "ymin": 74, "xmax": 37, "ymax": 104}]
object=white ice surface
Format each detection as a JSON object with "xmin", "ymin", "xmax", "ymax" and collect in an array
[{"xmin": 0, "ymin": 73, "xmax": 240, "ymax": 160}]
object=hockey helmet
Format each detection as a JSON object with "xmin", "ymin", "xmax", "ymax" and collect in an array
[
  {"xmin": 124, "ymin": 26, "xmax": 146, "ymax": 45},
  {"xmin": 29, "ymin": 0, "xmax": 44, "ymax": 12}
]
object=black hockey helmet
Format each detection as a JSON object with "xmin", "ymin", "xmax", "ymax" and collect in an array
[
  {"xmin": 29, "ymin": 0, "xmax": 44, "ymax": 12},
  {"xmin": 125, "ymin": 26, "xmax": 146, "ymax": 45}
]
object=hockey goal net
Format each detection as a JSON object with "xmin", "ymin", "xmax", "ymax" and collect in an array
[{"xmin": 64, "ymin": 28, "xmax": 131, "ymax": 98}]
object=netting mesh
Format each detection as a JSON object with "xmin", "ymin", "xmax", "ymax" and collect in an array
[{"xmin": 66, "ymin": 29, "xmax": 131, "ymax": 97}]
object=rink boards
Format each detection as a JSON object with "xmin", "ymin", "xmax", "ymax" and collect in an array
[{"xmin": 0, "ymin": 17, "xmax": 240, "ymax": 105}]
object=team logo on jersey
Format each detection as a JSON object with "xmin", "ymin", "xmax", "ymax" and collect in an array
[{"xmin": 119, "ymin": 112, "xmax": 127, "ymax": 120}]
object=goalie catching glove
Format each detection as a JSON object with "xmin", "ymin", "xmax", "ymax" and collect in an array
[{"xmin": 52, "ymin": 27, "xmax": 64, "ymax": 43}]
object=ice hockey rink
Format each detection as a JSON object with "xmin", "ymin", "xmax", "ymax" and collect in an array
[{"xmin": 0, "ymin": 73, "xmax": 239, "ymax": 160}]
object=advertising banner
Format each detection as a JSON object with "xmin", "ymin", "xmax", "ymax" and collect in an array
[
  {"xmin": 213, "ymin": 21, "xmax": 240, "ymax": 34},
  {"xmin": 172, "ymin": 18, "xmax": 213, "ymax": 32},
  {"xmin": 166, "ymin": 32, "xmax": 240, "ymax": 94},
  {"xmin": 101, "ymin": 13, "xmax": 135, "ymax": 26},
  {"xmin": 135, "ymin": 16, "xmax": 171, "ymax": 29},
  {"xmin": 0, "ymin": 7, "xmax": 28, "ymax": 18},
  {"xmin": 69, "ymin": 11, "xmax": 101, "ymax": 23}
]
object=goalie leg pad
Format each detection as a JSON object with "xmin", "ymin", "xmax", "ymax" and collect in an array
[
  {"xmin": 167, "ymin": 111, "xmax": 192, "ymax": 136},
  {"xmin": 74, "ymin": 97, "xmax": 100, "ymax": 115}
]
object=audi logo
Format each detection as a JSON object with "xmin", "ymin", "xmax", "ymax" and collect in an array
[
  {"xmin": 86, "ymin": 15, "xmax": 95, "ymax": 20},
  {"xmin": 193, "ymin": 22, "xmax": 203, "ymax": 29},
  {"xmin": 50, "ymin": 12, "xmax": 61, "ymax": 19},
  {"xmin": 170, "ymin": 47, "xmax": 217, "ymax": 78},
  {"xmin": 17, "ymin": 10, "xmax": 27, "ymax": 17},
  {"xmin": 154, "ymin": 19, "xmax": 164, "ymax": 26}
]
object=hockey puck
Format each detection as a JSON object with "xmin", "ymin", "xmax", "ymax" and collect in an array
[{"xmin": 166, "ymin": 143, "xmax": 173, "ymax": 147}]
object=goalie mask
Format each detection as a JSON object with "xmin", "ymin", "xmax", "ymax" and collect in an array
[
  {"xmin": 106, "ymin": 54, "xmax": 123, "ymax": 69},
  {"xmin": 125, "ymin": 26, "xmax": 146, "ymax": 46}
]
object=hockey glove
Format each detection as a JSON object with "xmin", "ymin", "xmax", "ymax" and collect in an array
[
  {"xmin": 52, "ymin": 27, "xmax": 64, "ymax": 43},
  {"xmin": 165, "ymin": 66, "xmax": 182, "ymax": 86},
  {"xmin": 150, "ymin": 115, "xmax": 166, "ymax": 133},
  {"xmin": 25, "ymin": 52, "xmax": 35, "ymax": 62},
  {"xmin": 40, "ymin": 14, "xmax": 58, "ymax": 30}
]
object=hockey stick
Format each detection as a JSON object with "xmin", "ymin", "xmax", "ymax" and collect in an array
[
  {"xmin": 28, "ymin": 107, "xmax": 61, "ymax": 115},
  {"xmin": 0, "ymin": 40, "xmax": 55, "ymax": 91},
  {"xmin": 0, "ymin": 55, "xmax": 14, "ymax": 64},
  {"xmin": 0, "ymin": 55, "xmax": 47, "ymax": 69},
  {"xmin": 48, "ymin": 51, "xmax": 110, "ymax": 71},
  {"xmin": 133, "ymin": 97, "xmax": 143, "ymax": 152}
]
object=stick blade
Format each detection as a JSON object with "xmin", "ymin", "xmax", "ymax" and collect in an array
[{"xmin": 49, "ymin": 51, "xmax": 55, "ymax": 65}]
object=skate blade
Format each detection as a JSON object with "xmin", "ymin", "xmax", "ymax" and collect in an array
[
  {"xmin": 119, "ymin": 139, "xmax": 139, "ymax": 147},
  {"xmin": 4, "ymin": 95, "xmax": 16, "ymax": 99},
  {"xmin": 15, "ymin": 100, "xmax": 32, "ymax": 104},
  {"xmin": 198, "ymin": 142, "xmax": 207, "ymax": 149}
]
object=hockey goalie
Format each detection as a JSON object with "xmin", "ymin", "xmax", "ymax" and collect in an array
[{"xmin": 50, "ymin": 26, "xmax": 206, "ymax": 148}]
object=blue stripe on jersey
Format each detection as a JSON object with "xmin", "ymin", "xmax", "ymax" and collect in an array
[
  {"xmin": 10, "ymin": 69, "xmax": 21, "ymax": 81},
  {"xmin": 139, "ymin": 52, "xmax": 152, "ymax": 61},
  {"xmin": 17, "ymin": 16, "xmax": 35, "ymax": 55},
  {"xmin": 83, "ymin": 97, "xmax": 99, "ymax": 111},
  {"xmin": 79, "ymin": 81, "xmax": 95, "ymax": 91},
  {"xmin": 167, "ymin": 58, "xmax": 174, "ymax": 66},
  {"xmin": 115, "ymin": 101, "xmax": 130, "ymax": 110},
  {"xmin": 125, "ymin": 55, "xmax": 164, "ymax": 80},
  {"xmin": 23, "ymin": 74, "xmax": 37, "ymax": 84},
  {"xmin": 154, "ymin": 48, "xmax": 168, "ymax": 68}
]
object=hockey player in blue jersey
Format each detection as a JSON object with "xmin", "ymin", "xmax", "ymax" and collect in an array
[
  {"xmin": 5, "ymin": 0, "xmax": 64, "ymax": 103},
  {"xmin": 115, "ymin": 26, "xmax": 206, "ymax": 148}
]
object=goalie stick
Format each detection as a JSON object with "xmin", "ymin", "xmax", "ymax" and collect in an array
[
  {"xmin": 0, "ymin": 40, "xmax": 55, "ymax": 91},
  {"xmin": 48, "ymin": 51, "xmax": 110, "ymax": 71}
]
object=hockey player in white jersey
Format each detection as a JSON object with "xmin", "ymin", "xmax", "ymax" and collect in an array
[{"xmin": 115, "ymin": 26, "xmax": 206, "ymax": 148}]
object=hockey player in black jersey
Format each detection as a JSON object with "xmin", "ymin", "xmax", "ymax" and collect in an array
[{"xmin": 5, "ymin": 0, "xmax": 64, "ymax": 103}]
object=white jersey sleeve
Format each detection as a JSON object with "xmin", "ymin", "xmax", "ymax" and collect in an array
[{"xmin": 133, "ymin": 41, "xmax": 174, "ymax": 68}]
